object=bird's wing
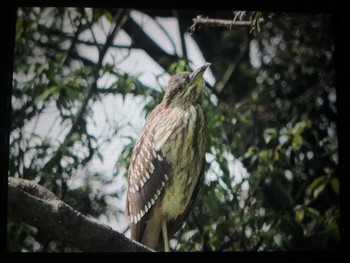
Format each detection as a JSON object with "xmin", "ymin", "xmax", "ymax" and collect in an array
[{"xmin": 126, "ymin": 109, "xmax": 172, "ymax": 243}]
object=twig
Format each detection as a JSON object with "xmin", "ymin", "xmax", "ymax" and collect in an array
[
  {"xmin": 215, "ymin": 30, "xmax": 250, "ymax": 93},
  {"xmin": 189, "ymin": 15, "xmax": 265, "ymax": 34}
]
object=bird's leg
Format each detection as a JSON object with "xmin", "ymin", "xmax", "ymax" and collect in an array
[{"xmin": 161, "ymin": 219, "xmax": 170, "ymax": 252}]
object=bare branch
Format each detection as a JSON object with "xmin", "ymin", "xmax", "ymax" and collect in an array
[
  {"xmin": 189, "ymin": 15, "xmax": 265, "ymax": 34},
  {"xmin": 8, "ymin": 177, "xmax": 153, "ymax": 252}
]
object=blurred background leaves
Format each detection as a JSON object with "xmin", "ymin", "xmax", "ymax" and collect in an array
[{"xmin": 8, "ymin": 8, "xmax": 339, "ymax": 251}]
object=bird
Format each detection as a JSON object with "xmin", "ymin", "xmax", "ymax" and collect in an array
[{"xmin": 126, "ymin": 63, "xmax": 210, "ymax": 251}]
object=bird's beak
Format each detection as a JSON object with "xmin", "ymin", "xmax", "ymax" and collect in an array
[{"xmin": 189, "ymin": 62, "xmax": 211, "ymax": 84}]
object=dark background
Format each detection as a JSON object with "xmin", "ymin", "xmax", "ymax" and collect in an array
[{"xmin": 1, "ymin": 0, "xmax": 350, "ymax": 260}]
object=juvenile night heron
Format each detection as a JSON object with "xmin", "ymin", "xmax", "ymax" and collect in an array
[{"xmin": 126, "ymin": 63, "xmax": 210, "ymax": 251}]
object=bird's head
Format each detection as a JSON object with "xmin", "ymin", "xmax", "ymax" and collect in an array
[{"xmin": 163, "ymin": 63, "xmax": 211, "ymax": 108}]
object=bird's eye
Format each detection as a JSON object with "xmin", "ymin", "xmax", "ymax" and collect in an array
[{"xmin": 177, "ymin": 85, "xmax": 184, "ymax": 92}]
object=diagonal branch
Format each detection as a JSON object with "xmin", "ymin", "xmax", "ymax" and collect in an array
[
  {"xmin": 8, "ymin": 177, "xmax": 152, "ymax": 252},
  {"xmin": 120, "ymin": 9, "xmax": 180, "ymax": 71}
]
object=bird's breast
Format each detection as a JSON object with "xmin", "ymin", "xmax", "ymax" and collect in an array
[{"xmin": 157, "ymin": 105, "xmax": 206, "ymax": 220}]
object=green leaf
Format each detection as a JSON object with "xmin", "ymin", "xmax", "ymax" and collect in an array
[
  {"xmin": 243, "ymin": 146, "xmax": 256, "ymax": 159},
  {"xmin": 104, "ymin": 11, "xmax": 114, "ymax": 22},
  {"xmin": 305, "ymin": 206, "xmax": 320, "ymax": 218},
  {"xmin": 182, "ymin": 229, "xmax": 198, "ymax": 242},
  {"xmin": 330, "ymin": 178, "xmax": 339, "ymax": 195},
  {"xmin": 306, "ymin": 175, "xmax": 327, "ymax": 197},
  {"xmin": 237, "ymin": 111, "xmax": 251, "ymax": 125},
  {"xmin": 263, "ymin": 128, "xmax": 277, "ymax": 144},
  {"xmin": 313, "ymin": 183, "xmax": 326, "ymax": 199},
  {"xmin": 65, "ymin": 87, "xmax": 79, "ymax": 101},
  {"xmin": 168, "ymin": 60, "xmax": 190, "ymax": 74},
  {"xmin": 294, "ymin": 208, "xmax": 305, "ymax": 223},
  {"xmin": 258, "ymin": 149, "xmax": 271, "ymax": 161},
  {"xmin": 34, "ymin": 86, "xmax": 59, "ymax": 103},
  {"xmin": 292, "ymin": 134, "xmax": 303, "ymax": 150}
]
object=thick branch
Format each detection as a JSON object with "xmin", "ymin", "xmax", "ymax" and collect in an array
[
  {"xmin": 8, "ymin": 177, "xmax": 152, "ymax": 252},
  {"xmin": 189, "ymin": 15, "xmax": 264, "ymax": 34},
  {"xmin": 120, "ymin": 10, "xmax": 180, "ymax": 71}
]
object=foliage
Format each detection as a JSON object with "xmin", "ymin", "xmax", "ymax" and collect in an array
[{"xmin": 8, "ymin": 8, "xmax": 339, "ymax": 251}]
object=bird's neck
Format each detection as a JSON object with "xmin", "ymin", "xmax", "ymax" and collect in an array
[{"xmin": 163, "ymin": 100, "xmax": 202, "ymax": 111}]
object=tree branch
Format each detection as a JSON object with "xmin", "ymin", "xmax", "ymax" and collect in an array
[
  {"xmin": 37, "ymin": 10, "xmax": 129, "ymax": 189},
  {"xmin": 120, "ymin": 9, "xmax": 180, "ymax": 71},
  {"xmin": 189, "ymin": 15, "xmax": 265, "ymax": 34},
  {"xmin": 7, "ymin": 177, "xmax": 152, "ymax": 252}
]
